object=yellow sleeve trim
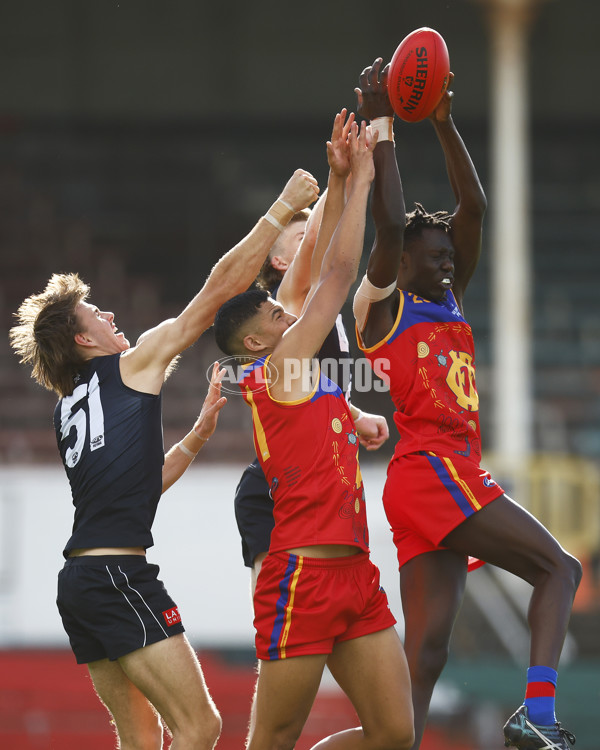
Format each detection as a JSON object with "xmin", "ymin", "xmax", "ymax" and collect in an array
[
  {"xmin": 245, "ymin": 386, "xmax": 270, "ymax": 461},
  {"xmin": 356, "ymin": 290, "xmax": 405, "ymax": 354},
  {"xmin": 265, "ymin": 355, "xmax": 321, "ymax": 406}
]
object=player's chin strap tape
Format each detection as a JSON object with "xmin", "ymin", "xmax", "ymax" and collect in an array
[{"xmin": 353, "ymin": 274, "xmax": 397, "ymax": 331}]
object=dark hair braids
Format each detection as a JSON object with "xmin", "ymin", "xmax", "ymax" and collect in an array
[{"xmin": 405, "ymin": 202, "xmax": 452, "ymax": 244}]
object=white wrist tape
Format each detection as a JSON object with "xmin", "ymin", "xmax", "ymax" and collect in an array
[
  {"xmin": 264, "ymin": 198, "xmax": 295, "ymax": 232},
  {"xmin": 263, "ymin": 213, "xmax": 284, "ymax": 232},
  {"xmin": 369, "ymin": 117, "xmax": 394, "ymax": 143},
  {"xmin": 177, "ymin": 442, "xmax": 196, "ymax": 459},
  {"xmin": 351, "ymin": 406, "xmax": 365, "ymax": 422},
  {"xmin": 353, "ymin": 274, "xmax": 397, "ymax": 330}
]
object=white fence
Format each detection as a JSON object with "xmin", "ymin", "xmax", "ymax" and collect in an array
[{"xmin": 0, "ymin": 463, "xmax": 403, "ymax": 649}]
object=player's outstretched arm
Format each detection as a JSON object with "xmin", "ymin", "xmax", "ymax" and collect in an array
[
  {"xmin": 162, "ymin": 362, "xmax": 227, "ymax": 493},
  {"xmin": 355, "ymin": 59, "xmax": 406, "ymax": 290},
  {"xmin": 122, "ymin": 169, "xmax": 320, "ymax": 393},
  {"xmin": 301, "ymin": 109, "xmax": 354, "ymax": 313},
  {"xmin": 270, "ymin": 121, "xmax": 376, "ymax": 401},
  {"xmin": 352, "ymin": 59, "xmax": 405, "ymax": 347},
  {"xmin": 278, "ymin": 109, "xmax": 355, "ymax": 316},
  {"xmin": 429, "ymin": 76, "xmax": 487, "ymax": 300},
  {"xmin": 195, "ymin": 168, "xmax": 318, "ymax": 322},
  {"xmin": 275, "ymin": 187, "xmax": 327, "ymax": 316}
]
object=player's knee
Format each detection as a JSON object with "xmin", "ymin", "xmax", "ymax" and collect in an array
[
  {"xmin": 404, "ymin": 632, "xmax": 450, "ymax": 685},
  {"xmin": 542, "ymin": 548, "xmax": 583, "ymax": 594},
  {"xmin": 207, "ymin": 709, "xmax": 223, "ymax": 748},
  {"xmin": 194, "ymin": 709, "xmax": 223, "ymax": 750},
  {"xmin": 169, "ymin": 705, "xmax": 222, "ymax": 750},
  {"xmin": 561, "ymin": 551, "xmax": 583, "ymax": 593},
  {"xmin": 373, "ymin": 718, "xmax": 415, "ymax": 750},
  {"xmin": 408, "ymin": 639, "xmax": 450, "ymax": 685},
  {"xmin": 118, "ymin": 715, "xmax": 163, "ymax": 750},
  {"xmin": 265, "ymin": 725, "xmax": 303, "ymax": 750}
]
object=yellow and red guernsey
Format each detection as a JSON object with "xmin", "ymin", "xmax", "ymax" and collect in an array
[
  {"xmin": 358, "ymin": 289, "xmax": 482, "ymax": 464},
  {"xmin": 239, "ymin": 356, "xmax": 369, "ymax": 555}
]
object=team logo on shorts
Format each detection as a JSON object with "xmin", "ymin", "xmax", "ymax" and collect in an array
[
  {"xmin": 162, "ymin": 607, "xmax": 181, "ymax": 627},
  {"xmin": 482, "ymin": 474, "xmax": 497, "ymax": 488}
]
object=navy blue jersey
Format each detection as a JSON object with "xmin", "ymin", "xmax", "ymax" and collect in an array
[
  {"xmin": 54, "ymin": 353, "xmax": 164, "ymax": 558},
  {"xmin": 318, "ymin": 313, "xmax": 353, "ymax": 403}
]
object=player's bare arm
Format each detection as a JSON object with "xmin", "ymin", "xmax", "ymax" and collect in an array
[
  {"xmin": 429, "ymin": 77, "xmax": 487, "ymax": 304},
  {"xmin": 277, "ymin": 109, "xmax": 354, "ymax": 318},
  {"xmin": 162, "ymin": 362, "xmax": 227, "ymax": 493},
  {"xmin": 300, "ymin": 109, "xmax": 354, "ymax": 314},
  {"xmin": 121, "ymin": 169, "xmax": 319, "ymax": 393},
  {"xmin": 354, "ymin": 58, "xmax": 406, "ymax": 347},
  {"xmin": 350, "ymin": 404, "xmax": 390, "ymax": 450},
  {"xmin": 275, "ymin": 189, "xmax": 326, "ymax": 315},
  {"xmin": 270, "ymin": 121, "xmax": 376, "ymax": 402}
]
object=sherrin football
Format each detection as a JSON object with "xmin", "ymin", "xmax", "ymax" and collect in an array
[{"xmin": 388, "ymin": 27, "xmax": 450, "ymax": 123}]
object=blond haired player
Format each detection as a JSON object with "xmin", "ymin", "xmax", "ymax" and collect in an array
[{"xmin": 9, "ymin": 169, "xmax": 318, "ymax": 750}]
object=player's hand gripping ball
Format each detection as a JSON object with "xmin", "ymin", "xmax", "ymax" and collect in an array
[{"xmin": 388, "ymin": 27, "xmax": 450, "ymax": 122}]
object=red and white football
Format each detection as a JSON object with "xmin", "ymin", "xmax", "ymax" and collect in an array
[{"xmin": 388, "ymin": 27, "xmax": 450, "ymax": 123}]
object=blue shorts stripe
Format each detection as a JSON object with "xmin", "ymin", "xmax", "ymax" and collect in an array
[
  {"xmin": 267, "ymin": 554, "xmax": 299, "ymax": 660},
  {"xmin": 425, "ymin": 454, "xmax": 476, "ymax": 519}
]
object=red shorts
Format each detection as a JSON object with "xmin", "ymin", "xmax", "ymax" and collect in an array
[
  {"xmin": 253, "ymin": 551, "xmax": 396, "ymax": 660},
  {"xmin": 383, "ymin": 452, "xmax": 504, "ymax": 569}
]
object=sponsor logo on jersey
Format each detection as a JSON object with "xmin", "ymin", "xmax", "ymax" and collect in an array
[{"xmin": 162, "ymin": 607, "xmax": 181, "ymax": 627}]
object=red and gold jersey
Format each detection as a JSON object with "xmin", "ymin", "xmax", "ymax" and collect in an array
[
  {"xmin": 358, "ymin": 290, "xmax": 482, "ymax": 464},
  {"xmin": 239, "ymin": 356, "xmax": 368, "ymax": 555}
]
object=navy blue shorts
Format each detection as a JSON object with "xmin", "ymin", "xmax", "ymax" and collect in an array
[
  {"xmin": 233, "ymin": 459, "xmax": 275, "ymax": 568},
  {"xmin": 57, "ymin": 555, "xmax": 185, "ymax": 664}
]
